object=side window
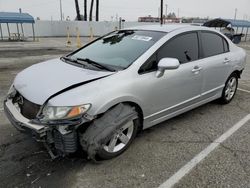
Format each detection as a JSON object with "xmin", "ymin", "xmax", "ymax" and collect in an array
[
  {"xmin": 201, "ymin": 32, "xmax": 225, "ymax": 57},
  {"xmin": 223, "ymin": 38, "xmax": 229, "ymax": 52},
  {"xmin": 138, "ymin": 54, "xmax": 157, "ymax": 74},
  {"xmin": 157, "ymin": 32, "xmax": 199, "ymax": 64}
]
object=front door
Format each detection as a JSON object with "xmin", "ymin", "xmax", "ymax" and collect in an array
[{"xmin": 137, "ymin": 31, "xmax": 203, "ymax": 128}]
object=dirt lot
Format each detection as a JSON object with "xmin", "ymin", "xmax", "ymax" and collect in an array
[{"xmin": 0, "ymin": 38, "xmax": 250, "ymax": 188}]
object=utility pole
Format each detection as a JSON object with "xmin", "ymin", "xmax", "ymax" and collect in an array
[
  {"xmin": 59, "ymin": 0, "xmax": 63, "ymax": 21},
  {"xmin": 165, "ymin": 4, "xmax": 168, "ymax": 18},
  {"xmin": 160, "ymin": 0, "xmax": 163, "ymax": 25},
  {"xmin": 84, "ymin": 0, "xmax": 87, "ymax": 21},
  {"xmin": 234, "ymin": 8, "xmax": 237, "ymax": 20},
  {"xmin": 96, "ymin": 0, "xmax": 99, "ymax": 21}
]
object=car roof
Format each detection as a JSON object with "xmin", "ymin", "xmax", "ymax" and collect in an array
[{"xmin": 125, "ymin": 24, "xmax": 212, "ymax": 33}]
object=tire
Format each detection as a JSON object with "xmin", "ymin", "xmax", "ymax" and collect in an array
[
  {"xmin": 97, "ymin": 118, "xmax": 139, "ymax": 160},
  {"xmin": 219, "ymin": 73, "xmax": 238, "ymax": 104}
]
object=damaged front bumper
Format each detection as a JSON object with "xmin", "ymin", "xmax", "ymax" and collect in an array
[
  {"xmin": 4, "ymin": 98, "xmax": 91, "ymax": 158},
  {"xmin": 4, "ymin": 99, "xmax": 47, "ymax": 136}
]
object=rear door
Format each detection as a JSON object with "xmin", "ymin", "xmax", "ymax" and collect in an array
[{"xmin": 199, "ymin": 31, "xmax": 231, "ymax": 99}]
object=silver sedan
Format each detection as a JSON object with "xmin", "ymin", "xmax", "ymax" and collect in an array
[{"xmin": 4, "ymin": 25, "xmax": 246, "ymax": 160}]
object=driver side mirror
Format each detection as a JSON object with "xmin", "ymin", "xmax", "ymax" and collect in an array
[{"xmin": 156, "ymin": 58, "xmax": 180, "ymax": 78}]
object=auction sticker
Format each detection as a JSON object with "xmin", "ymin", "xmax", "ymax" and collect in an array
[{"xmin": 132, "ymin": 35, "xmax": 152, "ymax": 41}]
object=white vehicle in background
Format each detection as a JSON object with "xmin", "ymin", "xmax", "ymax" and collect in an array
[{"xmin": 4, "ymin": 25, "xmax": 246, "ymax": 160}]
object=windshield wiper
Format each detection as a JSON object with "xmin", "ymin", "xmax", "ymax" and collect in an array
[
  {"xmin": 76, "ymin": 58, "xmax": 115, "ymax": 72},
  {"xmin": 61, "ymin": 56, "xmax": 87, "ymax": 68},
  {"xmin": 61, "ymin": 56, "xmax": 78, "ymax": 63}
]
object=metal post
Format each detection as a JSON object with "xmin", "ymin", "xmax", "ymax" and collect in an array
[
  {"xmin": 119, "ymin": 17, "xmax": 122, "ymax": 30},
  {"xmin": 160, "ymin": 0, "xmax": 163, "ymax": 25},
  {"xmin": 32, "ymin": 23, "xmax": 35, "ymax": 41},
  {"xmin": 16, "ymin": 23, "xmax": 19, "ymax": 34},
  {"xmin": 0, "ymin": 23, "xmax": 3, "ymax": 40},
  {"xmin": 21, "ymin": 23, "xmax": 24, "ymax": 35},
  {"xmin": 245, "ymin": 27, "xmax": 249, "ymax": 41},
  {"xmin": 7, "ymin": 23, "xmax": 10, "ymax": 40},
  {"xmin": 236, "ymin": 27, "xmax": 238, "ymax": 33},
  {"xmin": 16, "ymin": 23, "xmax": 20, "ymax": 40}
]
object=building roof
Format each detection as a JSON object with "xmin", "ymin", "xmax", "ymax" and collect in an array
[
  {"xmin": 203, "ymin": 18, "xmax": 250, "ymax": 28},
  {"xmin": 0, "ymin": 12, "xmax": 35, "ymax": 24}
]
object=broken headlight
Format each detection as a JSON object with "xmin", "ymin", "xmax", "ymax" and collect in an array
[
  {"xmin": 42, "ymin": 104, "xmax": 91, "ymax": 121},
  {"xmin": 7, "ymin": 84, "xmax": 16, "ymax": 97}
]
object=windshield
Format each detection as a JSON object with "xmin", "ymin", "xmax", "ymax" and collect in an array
[{"xmin": 70, "ymin": 30, "xmax": 165, "ymax": 70}]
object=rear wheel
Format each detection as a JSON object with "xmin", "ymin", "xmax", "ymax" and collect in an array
[{"xmin": 219, "ymin": 73, "xmax": 238, "ymax": 104}]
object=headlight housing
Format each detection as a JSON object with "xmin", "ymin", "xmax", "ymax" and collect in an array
[
  {"xmin": 7, "ymin": 84, "xmax": 16, "ymax": 97},
  {"xmin": 42, "ymin": 104, "xmax": 91, "ymax": 121}
]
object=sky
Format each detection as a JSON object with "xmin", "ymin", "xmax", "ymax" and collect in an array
[{"xmin": 0, "ymin": 0, "xmax": 249, "ymax": 21}]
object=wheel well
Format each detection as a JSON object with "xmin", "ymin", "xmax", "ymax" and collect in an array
[
  {"xmin": 232, "ymin": 70, "xmax": 242, "ymax": 78},
  {"xmin": 123, "ymin": 102, "xmax": 144, "ymax": 132},
  {"xmin": 78, "ymin": 102, "xmax": 144, "ymax": 133},
  {"xmin": 91, "ymin": 102, "xmax": 144, "ymax": 132}
]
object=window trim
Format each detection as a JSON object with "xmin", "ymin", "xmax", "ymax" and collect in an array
[
  {"xmin": 138, "ymin": 30, "xmax": 231, "ymax": 75},
  {"xmin": 223, "ymin": 38, "xmax": 230, "ymax": 53}
]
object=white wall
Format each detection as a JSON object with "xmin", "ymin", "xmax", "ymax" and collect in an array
[{"xmin": 0, "ymin": 20, "xmax": 158, "ymax": 38}]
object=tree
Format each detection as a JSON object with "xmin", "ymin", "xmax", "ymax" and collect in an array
[
  {"xmin": 167, "ymin": 12, "xmax": 176, "ymax": 19},
  {"xmin": 96, "ymin": 0, "xmax": 99, "ymax": 21},
  {"xmin": 84, "ymin": 0, "xmax": 87, "ymax": 21},
  {"xmin": 74, "ymin": 0, "xmax": 81, "ymax": 20},
  {"xmin": 89, "ymin": 0, "xmax": 94, "ymax": 21}
]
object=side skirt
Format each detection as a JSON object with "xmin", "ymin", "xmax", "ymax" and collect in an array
[{"xmin": 143, "ymin": 93, "xmax": 220, "ymax": 130}]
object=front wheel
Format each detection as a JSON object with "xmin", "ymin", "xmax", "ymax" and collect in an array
[
  {"xmin": 80, "ymin": 104, "xmax": 139, "ymax": 160},
  {"xmin": 97, "ymin": 119, "xmax": 138, "ymax": 160},
  {"xmin": 219, "ymin": 73, "xmax": 238, "ymax": 104}
]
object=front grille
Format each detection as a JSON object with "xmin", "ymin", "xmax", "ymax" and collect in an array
[{"xmin": 13, "ymin": 92, "xmax": 41, "ymax": 119}]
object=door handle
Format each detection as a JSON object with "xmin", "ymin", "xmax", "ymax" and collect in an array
[
  {"xmin": 223, "ymin": 58, "xmax": 230, "ymax": 64},
  {"xmin": 192, "ymin": 66, "xmax": 202, "ymax": 73}
]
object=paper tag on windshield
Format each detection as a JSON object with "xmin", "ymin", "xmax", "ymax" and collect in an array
[{"xmin": 132, "ymin": 35, "xmax": 152, "ymax": 42}]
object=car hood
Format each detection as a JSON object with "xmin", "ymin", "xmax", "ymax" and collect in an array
[{"xmin": 14, "ymin": 58, "xmax": 114, "ymax": 105}]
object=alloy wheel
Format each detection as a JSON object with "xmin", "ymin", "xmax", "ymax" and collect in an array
[
  {"xmin": 103, "ymin": 121, "xmax": 134, "ymax": 153},
  {"xmin": 225, "ymin": 77, "xmax": 237, "ymax": 101}
]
